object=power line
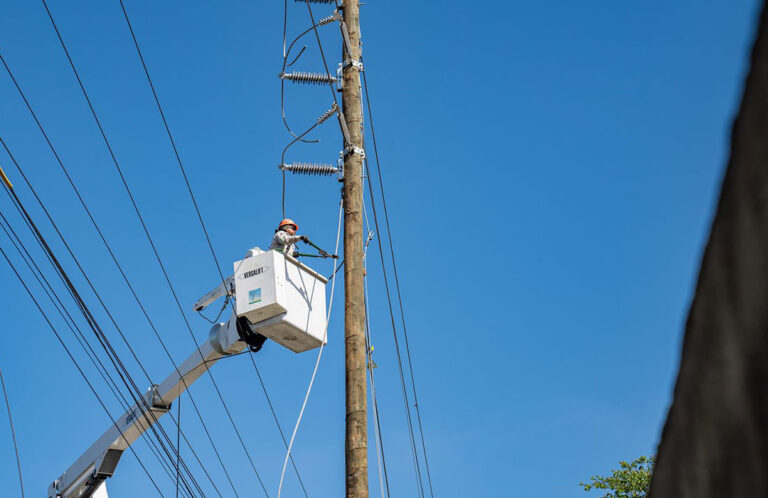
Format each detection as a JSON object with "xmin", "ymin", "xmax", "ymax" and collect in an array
[
  {"xmin": 115, "ymin": 0, "xmax": 227, "ymax": 286},
  {"xmin": 0, "ymin": 242, "xmax": 166, "ymax": 497},
  {"xmin": 0, "ymin": 134, "xmax": 221, "ymax": 497},
  {"xmin": 0, "ymin": 174, "xmax": 203, "ymax": 498},
  {"xmin": 249, "ymin": 353, "xmax": 310, "ymax": 498},
  {"xmin": 0, "ymin": 364, "xmax": 25, "ymax": 498},
  {"xmin": 37, "ymin": 2, "xmax": 268, "ymax": 492},
  {"xmin": 361, "ymin": 66, "xmax": 435, "ymax": 497},
  {"xmin": 0, "ymin": 49, "xmax": 235, "ymax": 496},
  {"xmin": 0, "ymin": 212, "xmax": 194, "ymax": 495},
  {"xmin": 359, "ymin": 99, "xmax": 427, "ymax": 498}
]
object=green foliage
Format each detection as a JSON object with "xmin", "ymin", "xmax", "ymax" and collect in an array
[{"xmin": 580, "ymin": 456, "xmax": 654, "ymax": 498}]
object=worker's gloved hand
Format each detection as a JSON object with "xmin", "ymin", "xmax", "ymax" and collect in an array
[{"xmin": 301, "ymin": 235, "xmax": 310, "ymax": 243}]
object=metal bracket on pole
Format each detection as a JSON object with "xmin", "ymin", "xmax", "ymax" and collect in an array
[
  {"xmin": 343, "ymin": 59, "xmax": 364, "ymax": 71},
  {"xmin": 343, "ymin": 145, "xmax": 366, "ymax": 159}
]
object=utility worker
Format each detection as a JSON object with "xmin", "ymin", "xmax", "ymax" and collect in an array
[{"xmin": 269, "ymin": 218, "xmax": 308, "ymax": 257}]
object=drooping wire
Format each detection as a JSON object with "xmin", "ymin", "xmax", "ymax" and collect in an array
[
  {"xmin": 116, "ymin": 0, "xmax": 227, "ymax": 288},
  {"xmin": 248, "ymin": 354, "xmax": 310, "ymax": 498},
  {"xmin": 0, "ymin": 167, "xmax": 203, "ymax": 498},
  {"xmin": 0, "ymin": 57, "xmax": 228, "ymax": 497},
  {"xmin": 277, "ymin": 199, "xmax": 343, "ymax": 498},
  {"xmin": 361, "ymin": 225, "xmax": 391, "ymax": 498},
  {"xmin": 176, "ymin": 395, "xmax": 181, "ymax": 498},
  {"xmin": 280, "ymin": 0, "xmax": 340, "ymax": 218},
  {"xmin": 362, "ymin": 63, "xmax": 435, "ymax": 497},
  {"xmin": 0, "ymin": 211, "xmax": 195, "ymax": 496},
  {"xmin": 361, "ymin": 117, "xmax": 427, "ymax": 498},
  {"xmin": 38, "ymin": 3, "xmax": 267, "ymax": 493},
  {"xmin": 0, "ymin": 243, "xmax": 165, "ymax": 497},
  {"xmin": 0, "ymin": 107, "xmax": 227, "ymax": 494},
  {"xmin": 0, "ymin": 364, "xmax": 25, "ymax": 498}
]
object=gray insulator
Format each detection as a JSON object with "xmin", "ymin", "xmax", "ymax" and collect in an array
[
  {"xmin": 317, "ymin": 103, "xmax": 338, "ymax": 124},
  {"xmin": 280, "ymin": 71, "xmax": 337, "ymax": 86},
  {"xmin": 280, "ymin": 162, "xmax": 340, "ymax": 176},
  {"xmin": 317, "ymin": 14, "xmax": 338, "ymax": 26}
]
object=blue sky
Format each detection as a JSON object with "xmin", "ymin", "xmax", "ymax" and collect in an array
[{"xmin": 0, "ymin": 1, "xmax": 762, "ymax": 496}]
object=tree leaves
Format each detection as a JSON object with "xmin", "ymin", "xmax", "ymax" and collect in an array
[{"xmin": 579, "ymin": 456, "xmax": 654, "ymax": 498}]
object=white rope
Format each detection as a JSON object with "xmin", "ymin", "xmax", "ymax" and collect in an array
[{"xmin": 277, "ymin": 199, "xmax": 343, "ymax": 498}]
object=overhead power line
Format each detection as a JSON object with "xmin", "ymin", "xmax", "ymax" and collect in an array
[
  {"xmin": 0, "ymin": 243, "xmax": 165, "ymax": 497},
  {"xmin": 358, "ymin": 73, "xmax": 433, "ymax": 496},
  {"xmin": 38, "ymin": 1, "xmax": 268, "ymax": 493},
  {"xmin": 0, "ymin": 164, "xmax": 203, "ymax": 497},
  {"xmin": 0, "ymin": 364, "xmax": 25, "ymax": 498},
  {"xmin": 0, "ymin": 134, "xmax": 221, "ymax": 496},
  {"xmin": 362, "ymin": 64, "xmax": 435, "ymax": 497}
]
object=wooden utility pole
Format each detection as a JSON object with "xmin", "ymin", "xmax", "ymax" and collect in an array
[{"xmin": 341, "ymin": 0, "xmax": 368, "ymax": 497}]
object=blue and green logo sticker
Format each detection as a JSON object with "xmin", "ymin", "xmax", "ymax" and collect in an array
[{"xmin": 249, "ymin": 288, "xmax": 262, "ymax": 304}]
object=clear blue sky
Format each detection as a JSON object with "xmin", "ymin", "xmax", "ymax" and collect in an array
[{"xmin": 0, "ymin": 1, "xmax": 762, "ymax": 496}]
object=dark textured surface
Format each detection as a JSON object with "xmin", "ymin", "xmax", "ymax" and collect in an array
[{"xmin": 649, "ymin": 3, "xmax": 768, "ymax": 497}]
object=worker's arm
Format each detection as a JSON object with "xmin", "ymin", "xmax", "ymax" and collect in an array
[{"xmin": 274, "ymin": 231, "xmax": 304, "ymax": 245}]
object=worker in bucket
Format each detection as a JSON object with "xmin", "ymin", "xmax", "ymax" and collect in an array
[{"xmin": 269, "ymin": 218, "xmax": 308, "ymax": 257}]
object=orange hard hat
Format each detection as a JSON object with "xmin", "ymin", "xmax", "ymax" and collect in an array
[{"xmin": 279, "ymin": 218, "xmax": 298, "ymax": 230}]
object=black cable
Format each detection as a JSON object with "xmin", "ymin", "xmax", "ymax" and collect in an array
[
  {"xmin": 362, "ymin": 66, "xmax": 435, "ymax": 497},
  {"xmin": 280, "ymin": 0, "xmax": 339, "ymax": 217},
  {"xmin": 176, "ymin": 394, "xmax": 181, "ymax": 498},
  {"xmin": 116, "ymin": 0, "xmax": 227, "ymax": 287},
  {"xmin": 301, "ymin": 0, "xmax": 339, "ymax": 107},
  {"xmin": 361, "ymin": 132, "xmax": 427, "ymax": 498},
  {"xmin": 1, "ymin": 180, "xmax": 203, "ymax": 498},
  {"xmin": 39, "ymin": 2, "xmax": 266, "ymax": 491},
  {"xmin": 0, "ymin": 137, "xmax": 212, "ymax": 497},
  {"xmin": 248, "ymin": 352, "xmax": 310, "ymax": 498},
  {"xmin": 0, "ymin": 52, "xmax": 231, "ymax": 497},
  {"xmin": 0, "ymin": 243, "xmax": 165, "ymax": 497},
  {"xmin": 363, "ymin": 290, "xmax": 391, "ymax": 498},
  {"xmin": 0, "ymin": 213, "xmax": 191, "ymax": 494},
  {"xmin": 0, "ymin": 365, "xmax": 25, "ymax": 498}
]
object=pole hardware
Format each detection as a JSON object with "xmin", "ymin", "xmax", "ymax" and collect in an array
[
  {"xmin": 279, "ymin": 162, "xmax": 341, "ymax": 176},
  {"xmin": 344, "ymin": 145, "xmax": 366, "ymax": 159},
  {"xmin": 280, "ymin": 71, "xmax": 337, "ymax": 86},
  {"xmin": 344, "ymin": 59, "xmax": 364, "ymax": 71}
]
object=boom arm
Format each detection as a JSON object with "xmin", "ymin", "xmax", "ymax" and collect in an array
[
  {"xmin": 49, "ymin": 249, "xmax": 328, "ymax": 497},
  {"xmin": 48, "ymin": 313, "xmax": 246, "ymax": 498}
]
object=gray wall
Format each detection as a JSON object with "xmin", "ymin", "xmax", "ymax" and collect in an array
[{"xmin": 649, "ymin": 3, "xmax": 768, "ymax": 496}]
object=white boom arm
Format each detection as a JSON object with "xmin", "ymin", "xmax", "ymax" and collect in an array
[
  {"xmin": 49, "ymin": 249, "xmax": 328, "ymax": 498},
  {"xmin": 48, "ymin": 312, "xmax": 251, "ymax": 498}
]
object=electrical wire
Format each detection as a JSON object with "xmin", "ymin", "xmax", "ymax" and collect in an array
[
  {"xmin": 361, "ymin": 126, "xmax": 427, "ymax": 498},
  {"xmin": 280, "ymin": 0, "xmax": 339, "ymax": 218},
  {"xmin": 38, "ymin": 3, "xmax": 268, "ymax": 493},
  {"xmin": 277, "ymin": 199, "xmax": 342, "ymax": 498},
  {"xmin": 0, "ymin": 364, "xmax": 25, "ymax": 498},
  {"xmin": 0, "ymin": 243, "xmax": 165, "ymax": 497},
  {"xmin": 0, "ymin": 212, "xmax": 195, "ymax": 496},
  {"xmin": 249, "ymin": 353, "xmax": 310, "ymax": 498},
  {"xmin": 176, "ymin": 394, "xmax": 181, "ymax": 498},
  {"xmin": 1, "ymin": 44, "xmax": 229, "ymax": 495},
  {"xmin": 0, "ymin": 173, "xmax": 204, "ymax": 498},
  {"xmin": 362, "ymin": 65, "xmax": 435, "ymax": 497},
  {"xmin": 116, "ymin": 0, "xmax": 227, "ymax": 287},
  {"xmin": 362, "ymin": 228, "xmax": 391, "ymax": 498},
  {"xmin": 0, "ymin": 133, "xmax": 222, "ymax": 496}
]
